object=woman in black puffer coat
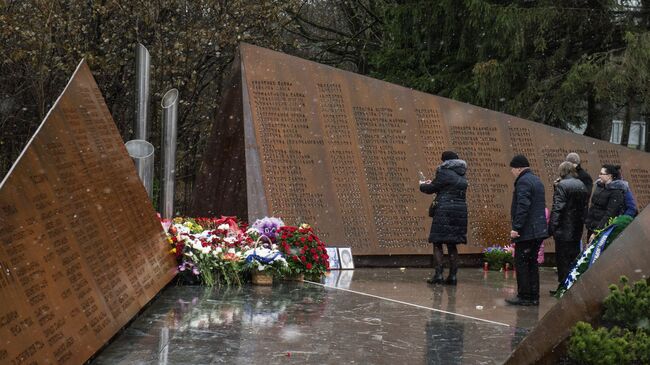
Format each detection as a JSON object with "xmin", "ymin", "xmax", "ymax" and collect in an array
[
  {"xmin": 586, "ymin": 164, "xmax": 626, "ymax": 241},
  {"xmin": 419, "ymin": 151, "xmax": 468, "ymax": 286}
]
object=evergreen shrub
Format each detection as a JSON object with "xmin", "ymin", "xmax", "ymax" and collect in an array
[{"xmin": 568, "ymin": 277, "xmax": 650, "ymax": 364}]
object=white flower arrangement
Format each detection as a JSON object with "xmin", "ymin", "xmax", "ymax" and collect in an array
[{"xmin": 243, "ymin": 246, "xmax": 287, "ymax": 274}]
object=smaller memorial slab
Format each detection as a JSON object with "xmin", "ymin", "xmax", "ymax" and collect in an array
[
  {"xmin": 0, "ymin": 61, "xmax": 176, "ymax": 365},
  {"xmin": 505, "ymin": 207, "xmax": 650, "ymax": 364}
]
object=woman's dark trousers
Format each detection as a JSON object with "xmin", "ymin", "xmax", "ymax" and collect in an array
[{"xmin": 555, "ymin": 240, "xmax": 580, "ymax": 284}]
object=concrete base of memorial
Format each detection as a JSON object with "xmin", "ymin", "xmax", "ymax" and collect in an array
[{"xmin": 90, "ymin": 268, "xmax": 559, "ymax": 364}]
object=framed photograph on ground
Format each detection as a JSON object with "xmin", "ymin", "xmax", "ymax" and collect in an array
[
  {"xmin": 337, "ymin": 270, "xmax": 354, "ymax": 289},
  {"xmin": 338, "ymin": 247, "xmax": 354, "ymax": 269},
  {"xmin": 326, "ymin": 247, "xmax": 340, "ymax": 270}
]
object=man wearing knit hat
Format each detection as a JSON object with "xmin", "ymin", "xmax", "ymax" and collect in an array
[{"xmin": 507, "ymin": 154, "xmax": 548, "ymax": 306}]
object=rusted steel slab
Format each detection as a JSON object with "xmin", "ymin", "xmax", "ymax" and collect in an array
[
  {"xmin": 0, "ymin": 61, "xmax": 176, "ymax": 365},
  {"xmin": 504, "ymin": 206, "xmax": 650, "ymax": 364},
  {"xmin": 193, "ymin": 43, "xmax": 650, "ymax": 255}
]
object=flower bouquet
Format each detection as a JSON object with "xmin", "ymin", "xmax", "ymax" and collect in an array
[
  {"xmin": 276, "ymin": 223, "xmax": 329, "ymax": 281},
  {"xmin": 249, "ymin": 216, "xmax": 285, "ymax": 243},
  {"xmin": 243, "ymin": 235, "xmax": 288, "ymax": 285},
  {"xmin": 167, "ymin": 215, "xmax": 330, "ymax": 286},
  {"xmin": 169, "ymin": 217, "xmax": 251, "ymax": 287},
  {"xmin": 483, "ymin": 245, "xmax": 515, "ymax": 271}
]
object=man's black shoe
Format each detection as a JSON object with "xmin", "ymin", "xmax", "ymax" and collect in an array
[
  {"xmin": 505, "ymin": 297, "xmax": 539, "ymax": 306},
  {"xmin": 549, "ymin": 290, "xmax": 557, "ymax": 296}
]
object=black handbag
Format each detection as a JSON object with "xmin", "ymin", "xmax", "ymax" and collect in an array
[{"xmin": 428, "ymin": 201, "xmax": 437, "ymax": 217}]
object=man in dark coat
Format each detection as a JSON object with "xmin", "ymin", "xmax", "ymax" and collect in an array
[
  {"xmin": 419, "ymin": 151, "xmax": 468, "ymax": 286},
  {"xmin": 566, "ymin": 152, "xmax": 593, "ymax": 199},
  {"xmin": 549, "ymin": 161, "xmax": 589, "ymax": 286},
  {"xmin": 507, "ymin": 154, "xmax": 547, "ymax": 306}
]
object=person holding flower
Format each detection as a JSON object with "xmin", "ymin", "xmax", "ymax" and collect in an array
[{"xmin": 419, "ymin": 151, "xmax": 468, "ymax": 286}]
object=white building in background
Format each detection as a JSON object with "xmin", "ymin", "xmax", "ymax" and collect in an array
[{"xmin": 610, "ymin": 120, "xmax": 647, "ymax": 149}]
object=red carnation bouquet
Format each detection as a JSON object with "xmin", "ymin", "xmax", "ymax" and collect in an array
[{"xmin": 276, "ymin": 223, "xmax": 329, "ymax": 280}]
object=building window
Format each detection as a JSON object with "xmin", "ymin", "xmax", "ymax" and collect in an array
[
  {"xmin": 629, "ymin": 121, "xmax": 646, "ymax": 150},
  {"xmin": 609, "ymin": 120, "xmax": 646, "ymax": 149},
  {"xmin": 610, "ymin": 120, "xmax": 623, "ymax": 144}
]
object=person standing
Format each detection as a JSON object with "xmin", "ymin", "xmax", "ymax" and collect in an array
[
  {"xmin": 419, "ymin": 151, "xmax": 468, "ymax": 286},
  {"xmin": 566, "ymin": 152, "xmax": 593, "ymax": 198},
  {"xmin": 585, "ymin": 164, "xmax": 627, "ymax": 241},
  {"xmin": 507, "ymin": 154, "xmax": 548, "ymax": 306},
  {"xmin": 548, "ymin": 162, "xmax": 589, "ymax": 286}
]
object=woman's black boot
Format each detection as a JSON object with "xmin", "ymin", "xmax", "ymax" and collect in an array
[
  {"xmin": 444, "ymin": 268, "xmax": 457, "ymax": 286},
  {"xmin": 428, "ymin": 244, "xmax": 445, "ymax": 284},
  {"xmin": 444, "ymin": 244, "xmax": 458, "ymax": 285},
  {"xmin": 427, "ymin": 266, "xmax": 444, "ymax": 284}
]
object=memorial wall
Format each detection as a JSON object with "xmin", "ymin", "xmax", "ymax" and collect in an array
[
  {"xmin": 0, "ymin": 61, "xmax": 176, "ymax": 365},
  {"xmin": 193, "ymin": 43, "xmax": 650, "ymax": 255}
]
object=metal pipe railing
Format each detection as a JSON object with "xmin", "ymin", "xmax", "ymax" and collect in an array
[
  {"xmin": 160, "ymin": 89, "xmax": 179, "ymax": 219},
  {"xmin": 135, "ymin": 43, "xmax": 151, "ymax": 140}
]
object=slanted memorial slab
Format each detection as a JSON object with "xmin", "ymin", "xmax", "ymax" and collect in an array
[
  {"xmin": 0, "ymin": 61, "xmax": 176, "ymax": 365},
  {"xmin": 192, "ymin": 43, "xmax": 650, "ymax": 255},
  {"xmin": 505, "ymin": 206, "xmax": 650, "ymax": 364}
]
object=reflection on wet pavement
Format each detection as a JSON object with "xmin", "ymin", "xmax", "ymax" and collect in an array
[
  {"xmin": 321, "ymin": 268, "xmax": 557, "ymax": 329},
  {"xmin": 91, "ymin": 268, "xmax": 558, "ymax": 364}
]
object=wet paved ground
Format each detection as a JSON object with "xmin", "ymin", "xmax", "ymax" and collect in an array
[{"xmin": 90, "ymin": 268, "xmax": 559, "ymax": 365}]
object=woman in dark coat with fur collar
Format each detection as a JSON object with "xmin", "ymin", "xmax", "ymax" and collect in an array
[
  {"xmin": 585, "ymin": 164, "xmax": 627, "ymax": 241},
  {"xmin": 419, "ymin": 151, "xmax": 468, "ymax": 285}
]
